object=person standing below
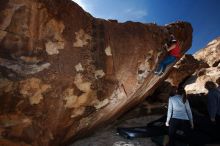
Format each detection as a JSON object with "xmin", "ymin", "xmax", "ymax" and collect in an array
[
  {"xmin": 154, "ymin": 35, "xmax": 181, "ymax": 76},
  {"xmin": 204, "ymin": 81, "xmax": 220, "ymax": 134},
  {"xmin": 165, "ymin": 87, "xmax": 194, "ymax": 146}
]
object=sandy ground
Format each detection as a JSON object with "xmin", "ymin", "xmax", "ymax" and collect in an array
[{"xmin": 70, "ymin": 115, "xmax": 160, "ymax": 146}]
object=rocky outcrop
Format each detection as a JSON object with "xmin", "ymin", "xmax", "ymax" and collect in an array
[
  {"xmin": 184, "ymin": 66, "xmax": 220, "ymax": 115},
  {"xmin": 149, "ymin": 54, "xmax": 208, "ymax": 102},
  {"xmin": 194, "ymin": 37, "xmax": 220, "ymax": 67},
  {"xmin": 166, "ymin": 54, "xmax": 209, "ymax": 87},
  {"xmin": 148, "ymin": 37, "xmax": 220, "ymax": 115},
  {"xmin": 0, "ymin": 0, "xmax": 192, "ymax": 145},
  {"xmin": 179, "ymin": 37, "xmax": 220, "ymax": 115},
  {"xmin": 184, "ymin": 37, "xmax": 220, "ymax": 94},
  {"xmin": 185, "ymin": 67, "xmax": 220, "ymax": 94}
]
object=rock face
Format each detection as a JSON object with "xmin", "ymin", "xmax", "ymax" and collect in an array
[
  {"xmin": 148, "ymin": 37, "xmax": 220, "ymax": 115},
  {"xmin": 166, "ymin": 54, "xmax": 208, "ymax": 87},
  {"xmin": 168, "ymin": 37, "xmax": 219, "ymax": 115},
  {"xmin": 184, "ymin": 37, "xmax": 220, "ymax": 94},
  {"xmin": 185, "ymin": 67, "xmax": 220, "ymax": 94},
  {"xmin": 148, "ymin": 54, "xmax": 208, "ymax": 102},
  {"xmin": 0, "ymin": 0, "xmax": 192, "ymax": 145},
  {"xmin": 194, "ymin": 37, "xmax": 220, "ymax": 67},
  {"xmin": 180, "ymin": 37, "xmax": 220, "ymax": 115}
]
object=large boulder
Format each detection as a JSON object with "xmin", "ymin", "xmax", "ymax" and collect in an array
[
  {"xmin": 194, "ymin": 37, "xmax": 220, "ymax": 67},
  {"xmin": 0, "ymin": 0, "xmax": 192, "ymax": 145},
  {"xmin": 185, "ymin": 67, "xmax": 220, "ymax": 94},
  {"xmin": 183, "ymin": 66, "xmax": 220, "ymax": 114},
  {"xmin": 183, "ymin": 37, "xmax": 220, "ymax": 114},
  {"xmin": 185, "ymin": 37, "xmax": 220, "ymax": 94}
]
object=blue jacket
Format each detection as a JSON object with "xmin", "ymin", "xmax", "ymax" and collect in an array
[
  {"xmin": 166, "ymin": 95, "xmax": 193, "ymax": 123},
  {"xmin": 207, "ymin": 88, "xmax": 220, "ymax": 119}
]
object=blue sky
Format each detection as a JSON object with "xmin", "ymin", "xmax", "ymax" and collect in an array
[{"xmin": 73, "ymin": 0, "xmax": 220, "ymax": 54}]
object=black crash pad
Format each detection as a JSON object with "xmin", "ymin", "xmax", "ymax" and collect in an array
[
  {"xmin": 117, "ymin": 113, "xmax": 219, "ymax": 145},
  {"xmin": 117, "ymin": 126, "xmax": 166, "ymax": 139}
]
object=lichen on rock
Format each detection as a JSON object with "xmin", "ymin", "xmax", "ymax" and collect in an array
[
  {"xmin": 63, "ymin": 74, "xmax": 98, "ymax": 109},
  {"xmin": 95, "ymin": 99, "xmax": 109, "ymax": 109},
  {"xmin": 70, "ymin": 107, "xmax": 85, "ymax": 118},
  {"xmin": 63, "ymin": 88, "xmax": 78, "ymax": 108},
  {"xmin": 45, "ymin": 41, "xmax": 64, "ymax": 55},
  {"xmin": 137, "ymin": 50, "xmax": 155, "ymax": 83},
  {"xmin": 75, "ymin": 63, "xmax": 84, "ymax": 72},
  {"xmin": 19, "ymin": 78, "xmax": 51, "ymax": 105},
  {"xmin": 95, "ymin": 70, "xmax": 105, "ymax": 79},
  {"xmin": 73, "ymin": 29, "xmax": 92, "ymax": 47},
  {"xmin": 105, "ymin": 46, "xmax": 112, "ymax": 56}
]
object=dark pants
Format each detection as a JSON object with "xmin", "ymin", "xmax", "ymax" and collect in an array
[
  {"xmin": 168, "ymin": 118, "xmax": 191, "ymax": 146},
  {"xmin": 216, "ymin": 115, "xmax": 220, "ymax": 138},
  {"xmin": 216, "ymin": 115, "xmax": 220, "ymax": 126},
  {"xmin": 191, "ymin": 114, "xmax": 219, "ymax": 144},
  {"xmin": 205, "ymin": 115, "xmax": 220, "ymax": 142},
  {"xmin": 156, "ymin": 55, "xmax": 176, "ymax": 73}
]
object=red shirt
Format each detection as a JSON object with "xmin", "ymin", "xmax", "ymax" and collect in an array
[{"xmin": 169, "ymin": 43, "xmax": 180, "ymax": 58}]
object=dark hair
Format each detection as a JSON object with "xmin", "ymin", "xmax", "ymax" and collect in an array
[
  {"xmin": 169, "ymin": 34, "xmax": 175, "ymax": 40},
  {"xmin": 166, "ymin": 34, "xmax": 177, "ymax": 47},
  {"xmin": 169, "ymin": 86, "xmax": 177, "ymax": 97},
  {"xmin": 177, "ymin": 87, "xmax": 187, "ymax": 103},
  {"xmin": 205, "ymin": 81, "xmax": 217, "ymax": 91}
]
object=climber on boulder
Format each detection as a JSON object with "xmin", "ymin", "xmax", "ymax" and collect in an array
[{"xmin": 154, "ymin": 35, "xmax": 180, "ymax": 75}]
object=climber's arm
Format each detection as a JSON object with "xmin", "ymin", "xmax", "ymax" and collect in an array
[{"xmin": 166, "ymin": 44, "xmax": 176, "ymax": 51}]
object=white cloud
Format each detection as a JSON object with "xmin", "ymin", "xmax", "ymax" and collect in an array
[
  {"xmin": 124, "ymin": 8, "xmax": 148, "ymax": 19},
  {"xmin": 71, "ymin": 1, "xmax": 148, "ymax": 22}
]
